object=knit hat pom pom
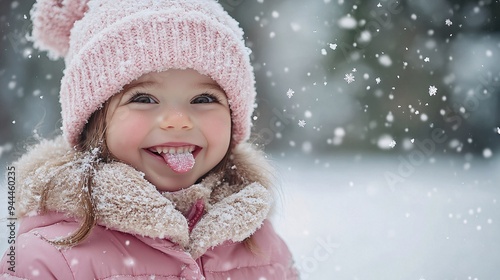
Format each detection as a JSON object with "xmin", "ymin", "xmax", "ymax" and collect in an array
[{"xmin": 30, "ymin": 0, "xmax": 89, "ymax": 60}]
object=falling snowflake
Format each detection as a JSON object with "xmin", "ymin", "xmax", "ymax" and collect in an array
[
  {"xmin": 352, "ymin": 68, "xmax": 357, "ymax": 72},
  {"xmin": 389, "ymin": 140, "xmax": 397, "ymax": 148},
  {"xmin": 429, "ymin": 85, "xmax": 437, "ymax": 96},
  {"xmin": 344, "ymin": 73, "xmax": 355, "ymax": 84},
  {"xmin": 445, "ymin": 19, "xmax": 452, "ymax": 26},
  {"xmin": 377, "ymin": 134, "xmax": 396, "ymax": 150},
  {"xmin": 298, "ymin": 120, "xmax": 306, "ymax": 127},
  {"xmin": 329, "ymin": 43, "xmax": 337, "ymax": 50},
  {"xmin": 286, "ymin": 88, "xmax": 295, "ymax": 98},
  {"xmin": 424, "ymin": 57, "xmax": 430, "ymax": 62},
  {"xmin": 377, "ymin": 2, "xmax": 382, "ymax": 7},
  {"xmin": 375, "ymin": 77, "xmax": 381, "ymax": 84},
  {"xmin": 496, "ymin": 127, "xmax": 500, "ymax": 134}
]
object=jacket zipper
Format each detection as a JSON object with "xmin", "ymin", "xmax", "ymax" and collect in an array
[{"xmin": 196, "ymin": 257, "xmax": 206, "ymax": 279}]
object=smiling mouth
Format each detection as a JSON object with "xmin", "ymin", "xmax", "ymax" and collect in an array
[
  {"xmin": 146, "ymin": 145, "xmax": 200, "ymax": 173},
  {"xmin": 148, "ymin": 145, "xmax": 197, "ymax": 155}
]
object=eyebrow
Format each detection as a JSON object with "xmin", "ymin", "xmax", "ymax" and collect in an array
[
  {"xmin": 120, "ymin": 80, "xmax": 225, "ymax": 94},
  {"xmin": 198, "ymin": 82, "xmax": 225, "ymax": 93},
  {"xmin": 120, "ymin": 81, "xmax": 156, "ymax": 93}
]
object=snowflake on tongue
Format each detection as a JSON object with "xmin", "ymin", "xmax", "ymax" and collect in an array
[{"xmin": 164, "ymin": 153, "xmax": 195, "ymax": 173}]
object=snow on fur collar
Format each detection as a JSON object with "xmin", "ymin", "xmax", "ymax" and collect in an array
[{"xmin": 14, "ymin": 136, "xmax": 273, "ymax": 258}]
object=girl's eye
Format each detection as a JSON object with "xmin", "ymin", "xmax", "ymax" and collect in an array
[
  {"xmin": 191, "ymin": 93, "xmax": 219, "ymax": 104},
  {"xmin": 130, "ymin": 93, "xmax": 156, "ymax": 104}
]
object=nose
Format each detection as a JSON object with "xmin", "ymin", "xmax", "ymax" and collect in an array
[{"xmin": 159, "ymin": 109, "xmax": 193, "ymax": 130}]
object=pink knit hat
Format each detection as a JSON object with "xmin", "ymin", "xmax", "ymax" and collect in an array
[{"xmin": 30, "ymin": 0, "xmax": 256, "ymax": 146}]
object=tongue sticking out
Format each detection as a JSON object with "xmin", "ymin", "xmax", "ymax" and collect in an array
[{"xmin": 162, "ymin": 152, "xmax": 195, "ymax": 173}]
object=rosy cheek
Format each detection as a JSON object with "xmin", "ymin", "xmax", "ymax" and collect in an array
[
  {"xmin": 203, "ymin": 111, "xmax": 231, "ymax": 140},
  {"xmin": 113, "ymin": 106, "xmax": 131, "ymax": 121},
  {"xmin": 107, "ymin": 109, "xmax": 150, "ymax": 158}
]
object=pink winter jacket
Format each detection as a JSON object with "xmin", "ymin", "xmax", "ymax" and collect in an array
[
  {"xmin": 1, "ymin": 214, "xmax": 294, "ymax": 279},
  {"xmin": 0, "ymin": 137, "xmax": 298, "ymax": 279}
]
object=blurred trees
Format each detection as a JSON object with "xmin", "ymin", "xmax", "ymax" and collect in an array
[{"xmin": 231, "ymin": 0, "xmax": 500, "ymax": 156}]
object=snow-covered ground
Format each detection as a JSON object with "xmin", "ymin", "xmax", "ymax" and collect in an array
[
  {"xmin": 272, "ymin": 154, "xmax": 500, "ymax": 279},
  {"xmin": 1, "ymin": 154, "xmax": 498, "ymax": 279}
]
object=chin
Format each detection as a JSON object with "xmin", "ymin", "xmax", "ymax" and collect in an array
[{"xmin": 149, "ymin": 176, "xmax": 197, "ymax": 192}]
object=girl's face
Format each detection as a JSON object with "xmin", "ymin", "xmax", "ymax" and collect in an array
[{"xmin": 105, "ymin": 69, "xmax": 231, "ymax": 192}]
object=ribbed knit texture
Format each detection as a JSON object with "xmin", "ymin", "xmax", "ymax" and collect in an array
[{"xmin": 30, "ymin": 0, "xmax": 256, "ymax": 145}]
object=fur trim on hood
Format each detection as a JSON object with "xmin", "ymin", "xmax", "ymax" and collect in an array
[{"xmin": 14, "ymin": 136, "xmax": 274, "ymax": 258}]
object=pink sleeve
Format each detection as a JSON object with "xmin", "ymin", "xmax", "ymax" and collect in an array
[{"xmin": 0, "ymin": 232, "xmax": 74, "ymax": 280}]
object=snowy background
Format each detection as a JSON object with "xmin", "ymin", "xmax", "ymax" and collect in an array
[
  {"xmin": 1, "ymin": 0, "xmax": 500, "ymax": 279},
  {"xmin": 272, "ymin": 154, "xmax": 500, "ymax": 279}
]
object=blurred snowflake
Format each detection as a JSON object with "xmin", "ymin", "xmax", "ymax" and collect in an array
[
  {"xmin": 445, "ymin": 19, "xmax": 452, "ymax": 26},
  {"xmin": 286, "ymin": 88, "xmax": 295, "ymax": 98},
  {"xmin": 298, "ymin": 120, "xmax": 306, "ymax": 127}
]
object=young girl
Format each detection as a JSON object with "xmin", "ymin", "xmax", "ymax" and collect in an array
[{"xmin": 1, "ymin": 0, "xmax": 298, "ymax": 279}]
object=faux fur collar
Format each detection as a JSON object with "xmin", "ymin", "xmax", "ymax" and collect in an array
[{"xmin": 14, "ymin": 136, "xmax": 273, "ymax": 258}]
